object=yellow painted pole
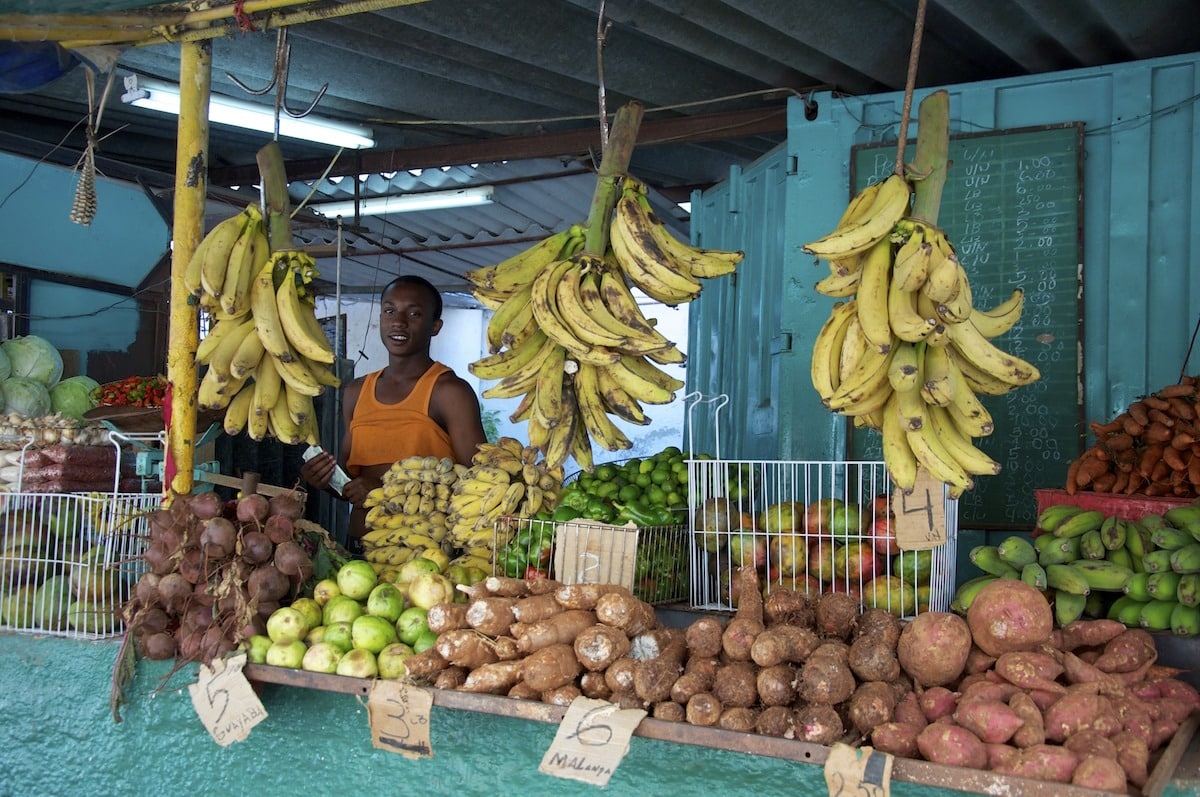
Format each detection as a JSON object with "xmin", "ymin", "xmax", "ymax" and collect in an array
[{"xmin": 165, "ymin": 40, "xmax": 212, "ymax": 498}]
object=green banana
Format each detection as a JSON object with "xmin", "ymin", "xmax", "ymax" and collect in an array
[
  {"xmin": 1099, "ymin": 515, "xmax": 1127, "ymax": 551},
  {"xmin": 1106, "ymin": 545, "xmax": 1134, "ymax": 572},
  {"xmin": 1124, "ymin": 572, "xmax": 1153, "ymax": 603},
  {"xmin": 1108, "ymin": 595, "xmax": 1147, "ymax": 626},
  {"xmin": 1079, "ymin": 529, "xmax": 1107, "ymax": 560},
  {"xmin": 997, "ymin": 535, "xmax": 1038, "ymax": 569},
  {"xmin": 1036, "ymin": 503, "xmax": 1086, "ymax": 533},
  {"xmin": 1170, "ymin": 602, "xmax": 1200, "ymax": 636},
  {"xmin": 951, "ymin": 574, "xmax": 998, "ymax": 614},
  {"xmin": 970, "ymin": 545, "xmax": 1020, "ymax": 579},
  {"xmin": 1053, "ymin": 509, "xmax": 1106, "ymax": 539},
  {"xmin": 1177, "ymin": 573, "xmax": 1200, "ymax": 607},
  {"xmin": 1165, "ymin": 505, "xmax": 1200, "ymax": 529},
  {"xmin": 1021, "ymin": 562, "xmax": 1048, "ymax": 590},
  {"xmin": 1142, "ymin": 549, "xmax": 1175, "ymax": 574},
  {"xmin": 1137, "ymin": 514, "xmax": 1168, "ymax": 534},
  {"xmin": 1046, "ymin": 563, "xmax": 1091, "ymax": 596},
  {"xmin": 1055, "ymin": 591, "xmax": 1087, "ymax": 626},
  {"xmin": 1084, "ymin": 591, "xmax": 1107, "ymax": 620},
  {"xmin": 1069, "ymin": 559, "xmax": 1133, "ymax": 592},
  {"xmin": 1170, "ymin": 543, "xmax": 1200, "ymax": 574},
  {"xmin": 1037, "ymin": 534, "xmax": 1081, "ymax": 567},
  {"xmin": 1150, "ymin": 526, "xmax": 1193, "ymax": 551},
  {"xmin": 1138, "ymin": 599, "xmax": 1177, "ymax": 631},
  {"xmin": 1147, "ymin": 571, "xmax": 1183, "ymax": 601}
]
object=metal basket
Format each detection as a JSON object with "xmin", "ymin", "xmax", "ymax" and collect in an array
[
  {"xmin": 0, "ymin": 491, "xmax": 160, "ymax": 639},
  {"xmin": 686, "ymin": 458, "xmax": 958, "ymax": 617}
]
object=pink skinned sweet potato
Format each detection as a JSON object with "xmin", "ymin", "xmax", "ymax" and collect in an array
[
  {"xmin": 1070, "ymin": 756, "xmax": 1127, "ymax": 791},
  {"xmin": 893, "ymin": 690, "xmax": 928, "ymax": 728},
  {"xmin": 965, "ymin": 579, "xmax": 1054, "ymax": 658},
  {"xmin": 919, "ymin": 685, "xmax": 958, "ymax": 721},
  {"xmin": 1043, "ymin": 692, "xmax": 1119, "ymax": 742},
  {"xmin": 953, "ymin": 699, "xmax": 1025, "ymax": 744},
  {"xmin": 1110, "ymin": 730, "xmax": 1150, "ymax": 788},
  {"xmin": 1008, "ymin": 692, "xmax": 1045, "ymax": 749},
  {"xmin": 1059, "ymin": 618, "xmax": 1127, "ymax": 651},
  {"xmin": 916, "ymin": 723, "xmax": 988, "ymax": 769},
  {"xmin": 985, "ymin": 743, "xmax": 1019, "ymax": 770},
  {"xmin": 992, "ymin": 650, "xmax": 1067, "ymax": 693},
  {"xmin": 897, "ymin": 611, "xmax": 972, "ymax": 687},
  {"xmin": 1093, "ymin": 628, "xmax": 1157, "ymax": 674},
  {"xmin": 870, "ymin": 722, "xmax": 922, "ymax": 758},
  {"xmin": 993, "ymin": 744, "xmax": 1079, "ymax": 783}
]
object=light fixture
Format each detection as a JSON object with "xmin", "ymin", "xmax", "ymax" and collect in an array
[
  {"xmin": 120, "ymin": 75, "xmax": 375, "ymax": 150},
  {"xmin": 308, "ymin": 186, "xmax": 495, "ymax": 218}
]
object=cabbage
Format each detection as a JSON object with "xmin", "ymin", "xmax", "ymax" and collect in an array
[
  {"xmin": 0, "ymin": 346, "xmax": 10, "ymax": 382},
  {"xmin": 50, "ymin": 375, "xmax": 100, "ymax": 420},
  {"xmin": 0, "ymin": 336, "xmax": 63, "ymax": 388},
  {"xmin": 1, "ymin": 377, "xmax": 51, "ymax": 418}
]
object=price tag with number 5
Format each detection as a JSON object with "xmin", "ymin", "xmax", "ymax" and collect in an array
[
  {"xmin": 893, "ymin": 468, "xmax": 948, "ymax": 551},
  {"xmin": 188, "ymin": 653, "xmax": 268, "ymax": 746}
]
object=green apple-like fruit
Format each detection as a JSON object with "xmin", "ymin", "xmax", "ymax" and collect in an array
[
  {"xmin": 246, "ymin": 634, "xmax": 273, "ymax": 664},
  {"xmin": 366, "ymin": 583, "xmax": 406, "ymax": 623},
  {"xmin": 265, "ymin": 639, "xmax": 307, "ymax": 669},
  {"xmin": 336, "ymin": 559, "xmax": 378, "ymax": 601},
  {"xmin": 301, "ymin": 641, "xmax": 343, "ymax": 674},
  {"xmin": 322, "ymin": 594, "xmax": 364, "ymax": 626},
  {"xmin": 377, "ymin": 642, "xmax": 414, "ymax": 679},
  {"xmin": 395, "ymin": 606, "xmax": 429, "ymax": 646},
  {"xmin": 266, "ymin": 606, "xmax": 310, "ymax": 644},
  {"xmin": 336, "ymin": 647, "xmax": 378, "ymax": 678},
  {"xmin": 352, "ymin": 614, "xmax": 398, "ymax": 654}
]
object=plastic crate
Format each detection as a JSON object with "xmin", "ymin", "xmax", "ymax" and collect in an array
[
  {"xmin": 493, "ymin": 516, "xmax": 689, "ymax": 605},
  {"xmin": 0, "ymin": 491, "xmax": 159, "ymax": 638},
  {"xmin": 686, "ymin": 459, "xmax": 958, "ymax": 617},
  {"xmin": 1035, "ymin": 488, "xmax": 1193, "ymax": 524}
]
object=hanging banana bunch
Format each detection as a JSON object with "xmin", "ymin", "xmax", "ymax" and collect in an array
[
  {"xmin": 805, "ymin": 173, "xmax": 1039, "ymax": 497},
  {"xmin": 188, "ymin": 205, "xmax": 340, "ymax": 444},
  {"xmin": 467, "ymin": 175, "xmax": 743, "ymax": 470}
]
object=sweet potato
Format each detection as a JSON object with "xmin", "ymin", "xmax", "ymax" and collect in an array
[
  {"xmin": 717, "ymin": 706, "xmax": 759, "ymax": 732},
  {"xmin": 993, "ymin": 744, "xmax": 1079, "ymax": 783},
  {"xmin": 919, "ymin": 685, "xmax": 958, "ymax": 721},
  {"xmin": 712, "ymin": 661, "xmax": 760, "ymax": 708},
  {"xmin": 964, "ymin": 644, "xmax": 998, "ymax": 675},
  {"xmin": 1151, "ymin": 716, "xmax": 1181, "ymax": 749},
  {"xmin": 848, "ymin": 635, "xmax": 900, "ymax": 683},
  {"xmin": 750, "ymin": 624, "xmax": 820, "ymax": 667},
  {"xmin": 433, "ymin": 666, "xmax": 468, "ymax": 691},
  {"xmin": 1070, "ymin": 756, "xmax": 1126, "ymax": 791},
  {"xmin": 965, "ymin": 579, "xmax": 1053, "ymax": 657},
  {"xmin": 897, "ymin": 612, "xmax": 972, "ymax": 687},
  {"xmin": 893, "ymin": 690, "xmax": 928, "ymax": 729},
  {"xmin": 916, "ymin": 723, "xmax": 988, "ymax": 769},
  {"xmin": 763, "ymin": 588, "xmax": 813, "ymax": 627},
  {"xmin": 755, "ymin": 663, "xmax": 798, "ymax": 707},
  {"xmin": 465, "ymin": 596, "xmax": 518, "ymax": 638},
  {"xmin": 755, "ymin": 705, "xmax": 796, "ymax": 738},
  {"xmin": 814, "ymin": 591, "xmax": 859, "ymax": 640},
  {"xmin": 959, "ymin": 680, "xmax": 1021, "ymax": 705},
  {"xmin": 523, "ymin": 642, "xmax": 583, "ymax": 692},
  {"xmin": 1059, "ymin": 618, "xmax": 1127, "ymax": 651},
  {"xmin": 573, "ymin": 623, "xmax": 631, "ymax": 672},
  {"xmin": 460, "ymin": 660, "xmax": 524, "ymax": 694},
  {"xmin": 993, "ymin": 650, "xmax": 1067, "ymax": 693},
  {"xmin": 1093, "ymin": 628, "xmax": 1157, "ymax": 674},
  {"xmin": 683, "ymin": 615, "xmax": 726, "ymax": 658},
  {"xmin": 1060, "ymin": 649, "xmax": 1116, "ymax": 686},
  {"xmin": 594, "ymin": 588, "xmax": 656, "ymax": 636},
  {"xmin": 1062, "ymin": 729, "xmax": 1117, "ymax": 759},
  {"xmin": 579, "ymin": 670, "xmax": 612, "ymax": 700},
  {"xmin": 1008, "ymin": 692, "xmax": 1045, "ymax": 749},
  {"xmin": 848, "ymin": 681, "xmax": 897, "ymax": 735},
  {"xmin": 515, "ymin": 609, "xmax": 596, "ymax": 653},
  {"xmin": 1110, "ymin": 730, "xmax": 1150, "ymax": 787},
  {"xmin": 1027, "ymin": 688, "xmax": 1064, "ymax": 714},
  {"xmin": 953, "ymin": 699, "xmax": 1025, "ymax": 744},
  {"xmin": 795, "ymin": 704, "xmax": 844, "ymax": 745},
  {"xmin": 426, "ymin": 601, "xmax": 469, "ymax": 634},
  {"xmin": 871, "ymin": 721, "xmax": 922, "ymax": 757},
  {"xmin": 435, "ymin": 629, "xmax": 499, "ymax": 669},
  {"xmin": 1043, "ymin": 692, "xmax": 1118, "ymax": 741},
  {"xmin": 685, "ymin": 692, "xmax": 722, "ymax": 726},
  {"xmin": 798, "ymin": 642, "xmax": 856, "ymax": 705},
  {"xmin": 652, "ymin": 700, "xmax": 685, "ymax": 722},
  {"xmin": 511, "ymin": 593, "xmax": 562, "ymax": 623}
]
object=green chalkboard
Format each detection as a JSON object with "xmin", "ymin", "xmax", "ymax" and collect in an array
[{"xmin": 848, "ymin": 123, "xmax": 1085, "ymax": 529}]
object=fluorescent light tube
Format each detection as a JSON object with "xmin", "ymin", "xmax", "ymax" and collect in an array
[
  {"xmin": 121, "ymin": 75, "xmax": 374, "ymax": 150},
  {"xmin": 309, "ymin": 186, "xmax": 495, "ymax": 217}
]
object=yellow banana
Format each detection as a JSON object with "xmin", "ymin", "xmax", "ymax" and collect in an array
[
  {"xmin": 625, "ymin": 184, "xmax": 743, "ymax": 278},
  {"xmin": 927, "ymin": 405, "xmax": 1002, "ymax": 477},
  {"xmin": 465, "ymin": 225, "xmax": 584, "ymax": 296},
  {"xmin": 276, "ymin": 259, "xmax": 335, "ymax": 364},
  {"xmin": 970, "ymin": 288, "xmax": 1024, "ymax": 338},
  {"xmin": 268, "ymin": 389, "xmax": 303, "ymax": 444},
  {"xmin": 251, "ymin": 257, "xmax": 293, "ymax": 361},
  {"xmin": 894, "ymin": 350, "xmax": 926, "ymax": 432},
  {"xmin": 921, "ymin": 231, "xmax": 961, "ymax": 303},
  {"xmin": 300, "ymin": 354, "xmax": 341, "ymax": 388},
  {"xmin": 222, "ymin": 384, "xmax": 254, "ymax": 436},
  {"xmin": 272, "ymin": 346, "xmax": 324, "ymax": 397},
  {"xmin": 838, "ymin": 315, "xmax": 868, "ymax": 384},
  {"xmin": 935, "ymin": 261, "xmax": 974, "ymax": 324},
  {"xmin": 574, "ymin": 360, "xmax": 633, "ymax": 452},
  {"xmin": 802, "ymin": 174, "xmax": 911, "ymax": 259},
  {"xmin": 591, "ymin": 361, "xmax": 649, "ymax": 425},
  {"xmin": 532, "ymin": 344, "xmax": 569, "ymax": 432},
  {"xmin": 228, "ymin": 321, "xmax": 266, "ymax": 381},
  {"xmin": 196, "ymin": 313, "xmax": 251, "ymax": 365},
  {"xmin": 945, "ymin": 363, "xmax": 996, "ymax": 437},
  {"xmin": 891, "ymin": 224, "xmax": 931, "ymax": 293},
  {"xmin": 887, "ymin": 340, "xmax": 921, "ymax": 392},
  {"xmin": 947, "ymin": 317, "xmax": 1040, "ymax": 386},
  {"xmin": 576, "ymin": 264, "xmax": 672, "ymax": 354},
  {"xmin": 810, "ymin": 300, "xmax": 857, "ymax": 401},
  {"xmin": 920, "ymin": 341, "xmax": 956, "ymax": 407},
  {"xmin": 484, "ymin": 281, "xmax": 536, "ymax": 354},
  {"xmin": 554, "ymin": 262, "xmax": 628, "ymax": 349},
  {"xmin": 814, "ymin": 264, "xmax": 862, "ymax": 297},
  {"xmin": 481, "ymin": 336, "xmax": 560, "ymax": 400},
  {"xmin": 219, "ymin": 220, "xmax": 257, "ymax": 317},
  {"xmin": 197, "ymin": 210, "xmax": 247, "ymax": 299},
  {"xmin": 207, "ymin": 316, "xmax": 256, "ymax": 381},
  {"xmin": 470, "ymin": 328, "xmax": 550, "ymax": 381},
  {"xmin": 609, "ymin": 196, "xmax": 703, "ymax": 305},
  {"xmin": 906, "ymin": 421, "xmax": 974, "ymax": 494},
  {"xmin": 826, "ymin": 340, "xmax": 892, "ymax": 411},
  {"xmin": 284, "ymin": 384, "xmax": 314, "ymax": 426},
  {"xmin": 854, "ymin": 236, "xmax": 894, "ymax": 353},
  {"xmin": 882, "ymin": 391, "xmax": 919, "ymax": 492},
  {"xmin": 602, "ymin": 355, "xmax": 675, "ymax": 405},
  {"xmin": 198, "ymin": 367, "xmax": 246, "ymax": 410},
  {"xmin": 252, "ymin": 352, "xmax": 283, "ymax": 416},
  {"xmin": 888, "ymin": 274, "xmax": 939, "ymax": 342},
  {"xmin": 530, "ymin": 257, "xmax": 594, "ymax": 356}
]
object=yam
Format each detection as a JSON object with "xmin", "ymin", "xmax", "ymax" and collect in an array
[
  {"xmin": 683, "ymin": 615, "xmax": 726, "ymax": 658},
  {"xmin": 1093, "ymin": 628, "xmax": 1156, "ymax": 674},
  {"xmin": 916, "ymin": 723, "xmax": 988, "ymax": 770},
  {"xmin": 465, "ymin": 596, "xmax": 518, "ymax": 638},
  {"xmin": 685, "ymin": 692, "xmax": 722, "ymax": 726},
  {"xmin": 953, "ymin": 699, "xmax": 1024, "ymax": 744},
  {"xmin": 670, "ymin": 671, "xmax": 713, "ymax": 705},
  {"xmin": 507, "ymin": 681, "xmax": 541, "ymax": 701},
  {"xmin": 897, "ymin": 612, "xmax": 971, "ymax": 687},
  {"xmin": 854, "ymin": 607, "xmax": 902, "ymax": 647},
  {"xmin": 798, "ymin": 642, "xmax": 856, "ymax": 705},
  {"xmin": 731, "ymin": 565, "xmax": 764, "ymax": 625},
  {"xmin": 434, "ymin": 629, "xmax": 499, "ymax": 669},
  {"xmin": 918, "ymin": 685, "xmax": 958, "ymax": 721},
  {"xmin": 511, "ymin": 593, "xmax": 562, "ymax": 623},
  {"xmin": 594, "ymin": 588, "xmax": 656, "ymax": 636},
  {"xmin": 814, "ymin": 591, "xmax": 859, "ymax": 640},
  {"xmin": 573, "ymin": 623, "xmax": 632, "ymax": 672},
  {"xmin": 1070, "ymin": 756, "xmax": 1127, "ymax": 792},
  {"xmin": 848, "ymin": 635, "xmax": 901, "ymax": 683},
  {"xmin": 402, "ymin": 647, "xmax": 448, "ymax": 682},
  {"xmin": 579, "ymin": 670, "xmax": 612, "ymax": 700},
  {"xmin": 522, "ymin": 642, "xmax": 582, "ymax": 692},
  {"xmin": 631, "ymin": 627, "xmax": 684, "ymax": 661},
  {"xmin": 426, "ymin": 602, "xmax": 469, "ymax": 634},
  {"xmin": 652, "ymin": 701, "xmax": 685, "ymax": 722},
  {"xmin": 965, "ymin": 579, "xmax": 1053, "ymax": 657},
  {"xmin": 712, "ymin": 661, "xmax": 760, "ymax": 708},
  {"xmin": 1008, "ymin": 692, "xmax": 1045, "ymax": 749},
  {"xmin": 515, "ymin": 609, "xmax": 596, "ymax": 653},
  {"xmin": 795, "ymin": 704, "xmax": 845, "ymax": 745},
  {"xmin": 717, "ymin": 706, "xmax": 759, "ymax": 733},
  {"xmin": 870, "ymin": 721, "xmax": 922, "ymax": 758},
  {"xmin": 993, "ymin": 744, "xmax": 1079, "ymax": 783},
  {"xmin": 755, "ymin": 705, "xmax": 796, "ymax": 738},
  {"xmin": 482, "ymin": 575, "xmax": 530, "ymax": 598},
  {"xmin": 633, "ymin": 635, "xmax": 688, "ymax": 705},
  {"xmin": 541, "ymin": 684, "xmax": 581, "ymax": 706},
  {"xmin": 750, "ymin": 624, "xmax": 820, "ymax": 667},
  {"xmin": 848, "ymin": 681, "xmax": 897, "ymax": 735},
  {"xmin": 460, "ymin": 661, "xmax": 524, "ymax": 694},
  {"xmin": 763, "ymin": 588, "xmax": 813, "ymax": 627},
  {"xmin": 755, "ymin": 664, "xmax": 798, "ymax": 707}
]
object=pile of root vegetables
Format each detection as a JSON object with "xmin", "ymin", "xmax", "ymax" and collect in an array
[
  {"xmin": 122, "ymin": 489, "xmax": 311, "ymax": 663},
  {"xmin": 401, "ymin": 566, "xmax": 1198, "ymax": 792}
]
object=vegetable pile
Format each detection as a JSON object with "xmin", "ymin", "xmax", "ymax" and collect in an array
[
  {"xmin": 552, "ymin": 445, "xmax": 690, "ymax": 526},
  {"xmin": 91, "ymin": 375, "xmax": 168, "ymax": 408}
]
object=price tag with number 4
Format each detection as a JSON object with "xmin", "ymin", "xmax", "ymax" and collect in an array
[{"xmin": 892, "ymin": 468, "xmax": 948, "ymax": 551}]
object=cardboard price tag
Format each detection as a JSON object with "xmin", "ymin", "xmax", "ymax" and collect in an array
[
  {"xmin": 824, "ymin": 743, "xmax": 893, "ymax": 797},
  {"xmin": 893, "ymin": 468, "xmax": 948, "ymax": 550},
  {"xmin": 539, "ymin": 696, "xmax": 646, "ymax": 787},
  {"xmin": 187, "ymin": 653, "xmax": 267, "ymax": 746},
  {"xmin": 368, "ymin": 680, "xmax": 433, "ymax": 759}
]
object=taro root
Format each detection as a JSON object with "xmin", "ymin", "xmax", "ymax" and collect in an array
[
  {"xmin": 814, "ymin": 592, "xmax": 859, "ymax": 639},
  {"xmin": 795, "ymin": 704, "xmax": 844, "ymax": 745},
  {"xmin": 763, "ymin": 588, "xmax": 813, "ymax": 627}
]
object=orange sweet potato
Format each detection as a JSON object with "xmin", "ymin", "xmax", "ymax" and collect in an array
[
  {"xmin": 993, "ymin": 744, "xmax": 1079, "ymax": 783},
  {"xmin": 1043, "ymin": 692, "xmax": 1119, "ymax": 741}
]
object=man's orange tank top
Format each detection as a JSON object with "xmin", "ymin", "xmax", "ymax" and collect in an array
[{"xmin": 346, "ymin": 363, "xmax": 455, "ymax": 474}]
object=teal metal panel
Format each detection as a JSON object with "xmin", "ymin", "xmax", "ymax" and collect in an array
[{"xmin": 691, "ymin": 51, "xmax": 1200, "ymax": 515}]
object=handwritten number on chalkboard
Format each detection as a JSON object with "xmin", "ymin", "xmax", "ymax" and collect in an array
[{"xmin": 566, "ymin": 704, "xmax": 615, "ymax": 746}]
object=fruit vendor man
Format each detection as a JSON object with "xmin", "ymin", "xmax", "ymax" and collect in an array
[{"xmin": 301, "ymin": 275, "xmax": 487, "ymax": 552}]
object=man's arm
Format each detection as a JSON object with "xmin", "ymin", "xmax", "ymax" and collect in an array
[{"xmin": 432, "ymin": 373, "xmax": 488, "ymax": 466}]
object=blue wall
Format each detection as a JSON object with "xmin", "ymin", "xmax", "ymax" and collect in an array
[{"xmin": 690, "ymin": 50, "xmax": 1200, "ymax": 465}]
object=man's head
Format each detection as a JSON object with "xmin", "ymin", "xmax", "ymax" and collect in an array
[
  {"xmin": 379, "ymin": 275, "xmax": 444, "ymax": 354},
  {"xmin": 380, "ymin": 274, "xmax": 443, "ymax": 320}
]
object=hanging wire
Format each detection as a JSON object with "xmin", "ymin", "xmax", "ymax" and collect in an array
[
  {"xmin": 595, "ymin": 0, "xmax": 612, "ymax": 150},
  {"xmin": 893, "ymin": 0, "xmax": 929, "ymax": 175}
]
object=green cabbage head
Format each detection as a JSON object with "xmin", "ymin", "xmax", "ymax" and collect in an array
[{"xmin": 0, "ymin": 335, "xmax": 63, "ymax": 388}]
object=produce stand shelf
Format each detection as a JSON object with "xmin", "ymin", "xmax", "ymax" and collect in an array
[{"xmin": 242, "ymin": 662, "xmax": 1197, "ymax": 797}]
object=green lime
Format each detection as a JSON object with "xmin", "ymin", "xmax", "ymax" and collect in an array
[
  {"xmin": 618, "ymin": 484, "xmax": 642, "ymax": 503},
  {"xmin": 650, "ymin": 467, "xmax": 671, "ymax": 485},
  {"xmin": 639, "ymin": 459, "xmax": 656, "ymax": 475},
  {"xmin": 595, "ymin": 464, "xmax": 616, "ymax": 481},
  {"xmin": 646, "ymin": 485, "xmax": 667, "ymax": 506},
  {"xmin": 666, "ymin": 490, "xmax": 682, "ymax": 507},
  {"xmin": 635, "ymin": 472, "xmax": 653, "ymax": 488}
]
